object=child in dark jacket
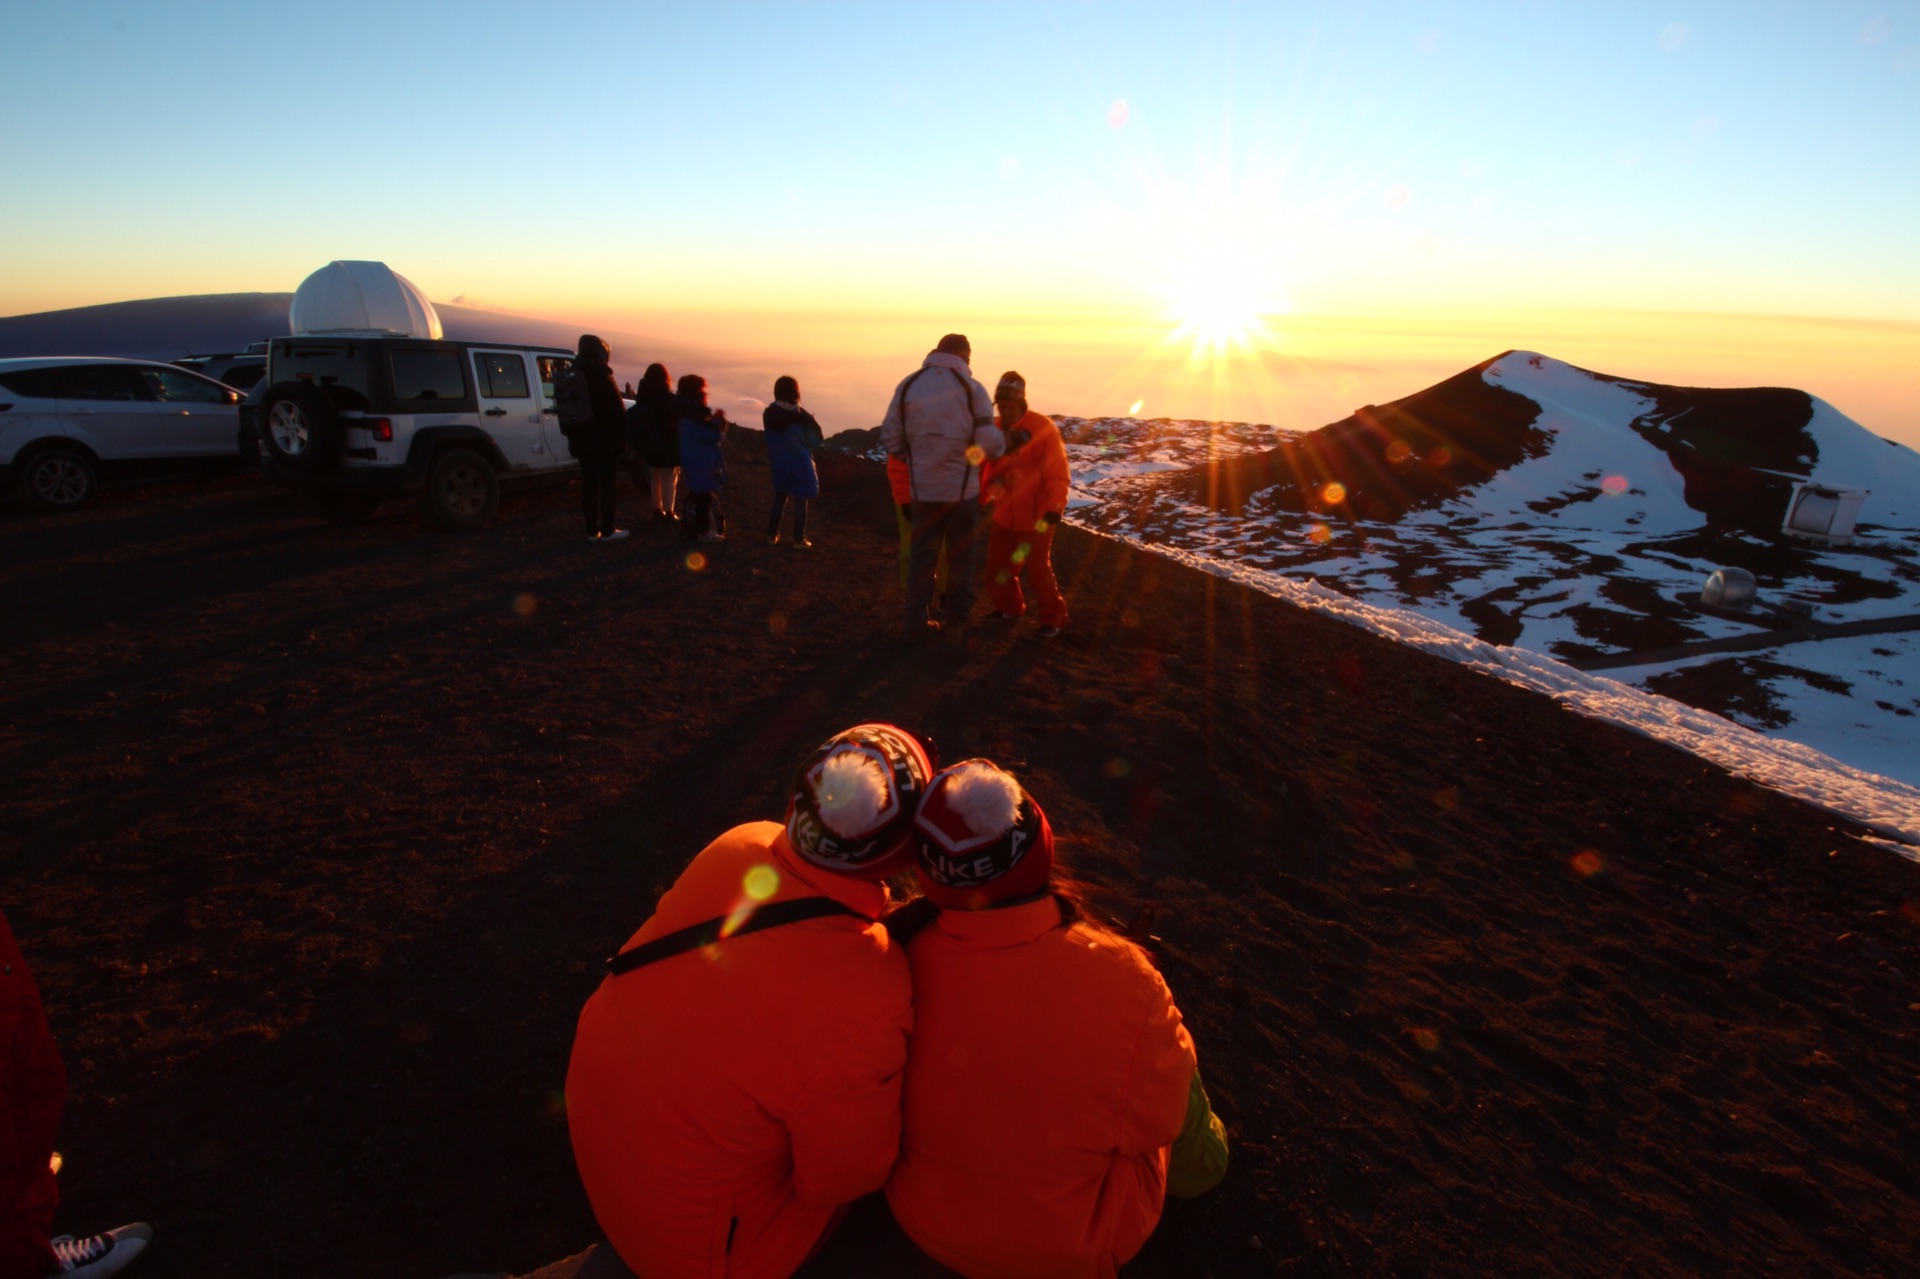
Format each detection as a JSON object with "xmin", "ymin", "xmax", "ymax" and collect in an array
[
  {"xmin": 674, "ymin": 374, "xmax": 728, "ymax": 542},
  {"xmin": 762, "ymin": 375, "xmax": 821, "ymax": 548}
]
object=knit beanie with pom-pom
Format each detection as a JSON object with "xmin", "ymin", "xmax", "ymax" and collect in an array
[
  {"xmin": 785, "ymin": 723, "xmax": 936, "ymax": 879},
  {"xmin": 912, "ymin": 759, "xmax": 1054, "ymax": 909}
]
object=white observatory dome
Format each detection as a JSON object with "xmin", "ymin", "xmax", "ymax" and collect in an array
[{"xmin": 289, "ymin": 261, "xmax": 443, "ymax": 339}]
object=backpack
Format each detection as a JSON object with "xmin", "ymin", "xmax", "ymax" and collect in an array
[{"xmin": 553, "ymin": 368, "xmax": 595, "ymax": 435}]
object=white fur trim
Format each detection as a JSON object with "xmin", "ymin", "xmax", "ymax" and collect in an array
[
  {"xmin": 815, "ymin": 751, "xmax": 891, "ymax": 838},
  {"xmin": 941, "ymin": 762, "xmax": 1021, "ymax": 837}
]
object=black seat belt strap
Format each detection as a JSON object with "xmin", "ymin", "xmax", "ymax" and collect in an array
[{"xmin": 605, "ymin": 896, "xmax": 867, "ymax": 976}]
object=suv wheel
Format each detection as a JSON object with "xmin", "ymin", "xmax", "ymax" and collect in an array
[
  {"xmin": 261, "ymin": 383, "xmax": 343, "ymax": 471},
  {"xmin": 22, "ymin": 447, "xmax": 98, "ymax": 512},
  {"xmin": 421, "ymin": 448, "xmax": 500, "ymax": 530}
]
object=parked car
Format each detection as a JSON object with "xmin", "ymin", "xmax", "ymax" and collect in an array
[
  {"xmin": 0, "ymin": 356, "xmax": 244, "ymax": 511},
  {"xmin": 174, "ymin": 343, "xmax": 269, "ymax": 392},
  {"xmin": 256, "ymin": 336, "xmax": 582, "ymax": 528}
]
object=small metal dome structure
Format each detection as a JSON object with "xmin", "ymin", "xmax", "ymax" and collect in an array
[
  {"xmin": 1782, "ymin": 482, "xmax": 1868, "ymax": 546},
  {"xmin": 1701, "ymin": 567, "xmax": 1757, "ymax": 610},
  {"xmin": 289, "ymin": 261, "xmax": 442, "ymax": 339}
]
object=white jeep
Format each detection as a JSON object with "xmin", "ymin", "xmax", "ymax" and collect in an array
[{"xmin": 257, "ymin": 261, "xmax": 592, "ymax": 529}]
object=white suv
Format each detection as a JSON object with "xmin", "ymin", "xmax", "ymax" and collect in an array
[
  {"xmin": 0, "ymin": 356, "xmax": 244, "ymax": 511},
  {"xmin": 257, "ymin": 336, "xmax": 582, "ymax": 528}
]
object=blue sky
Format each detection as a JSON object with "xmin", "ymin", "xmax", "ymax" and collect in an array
[{"xmin": 1, "ymin": 1, "xmax": 1915, "ymax": 436}]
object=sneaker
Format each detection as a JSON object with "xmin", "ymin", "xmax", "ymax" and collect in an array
[
  {"xmin": 790, "ymin": 538, "xmax": 813, "ymax": 549},
  {"xmin": 1038, "ymin": 625, "xmax": 1062, "ymax": 638},
  {"xmin": 602, "ymin": 529, "xmax": 630, "ymax": 543},
  {"xmin": 984, "ymin": 610, "xmax": 1017, "ymax": 622},
  {"xmin": 698, "ymin": 531, "xmax": 723, "ymax": 543},
  {"xmin": 585, "ymin": 532, "xmax": 602, "ymax": 542},
  {"xmin": 52, "ymin": 1224, "xmax": 152, "ymax": 1279},
  {"xmin": 767, "ymin": 533, "xmax": 782, "ymax": 546}
]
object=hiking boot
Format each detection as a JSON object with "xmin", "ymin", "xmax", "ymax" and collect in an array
[
  {"xmin": 52, "ymin": 1223, "xmax": 153, "ymax": 1279},
  {"xmin": 768, "ymin": 533, "xmax": 782, "ymax": 546},
  {"xmin": 602, "ymin": 529, "xmax": 630, "ymax": 543},
  {"xmin": 984, "ymin": 610, "xmax": 1017, "ymax": 622},
  {"xmin": 791, "ymin": 538, "xmax": 813, "ymax": 549}
]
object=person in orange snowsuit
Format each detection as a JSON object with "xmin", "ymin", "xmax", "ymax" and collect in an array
[
  {"xmin": 885, "ymin": 760, "xmax": 1228, "ymax": 1279},
  {"xmin": 980, "ymin": 372, "xmax": 1071, "ymax": 636},
  {"xmin": 566, "ymin": 725, "xmax": 935, "ymax": 1279}
]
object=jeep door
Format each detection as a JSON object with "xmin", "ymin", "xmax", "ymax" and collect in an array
[
  {"xmin": 471, "ymin": 350, "xmax": 546, "ymax": 469},
  {"xmin": 132, "ymin": 365, "xmax": 241, "ymax": 457},
  {"xmin": 536, "ymin": 356, "xmax": 576, "ymax": 461}
]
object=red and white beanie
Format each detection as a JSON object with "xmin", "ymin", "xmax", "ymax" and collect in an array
[
  {"xmin": 785, "ymin": 724, "xmax": 935, "ymax": 879},
  {"xmin": 913, "ymin": 760, "xmax": 1054, "ymax": 909}
]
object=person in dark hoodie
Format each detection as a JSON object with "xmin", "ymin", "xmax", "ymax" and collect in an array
[
  {"xmin": 574, "ymin": 335, "xmax": 629, "ymax": 542},
  {"xmin": 631, "ymin": 362, "xmax": 681, "ymax": 524}
]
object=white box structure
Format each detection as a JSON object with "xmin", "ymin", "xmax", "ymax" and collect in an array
[{"xmin": 1782, "ymin": 483, "xmax": 1868, "ymax": 545}]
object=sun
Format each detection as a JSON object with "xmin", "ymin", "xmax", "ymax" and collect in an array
[{"xmin": 1161, "ymin": 250, "xmax": 1288, "ymax": 362}]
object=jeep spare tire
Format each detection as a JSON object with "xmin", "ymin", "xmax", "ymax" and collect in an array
[
  {"xmin": 421, "ymin": 447, "xmax": 500, "ymax": 531},
  {"xmin": 261, "ymin": 382, "xmax": 344, "ymax": 471}
]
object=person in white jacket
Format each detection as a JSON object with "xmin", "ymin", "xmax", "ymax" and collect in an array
[{"xmin": 879, "ymin": 335, "xmax": 1004, "ymax": 641}]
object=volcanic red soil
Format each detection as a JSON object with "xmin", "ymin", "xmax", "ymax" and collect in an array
[{"xmin": 4, "ymin": 436, "xmax": 1918, "ymax": 1279}]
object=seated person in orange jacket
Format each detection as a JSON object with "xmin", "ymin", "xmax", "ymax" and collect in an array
[
  {"xmin": 567, "ymin": 724, "xmax": 934, "ymax": 1279},
  {"xmin": 980, "ymin": 372, "xmax": 1071, "ymax": 635},
  {"xmin": 886, "ymin": 761, "xmax": 1228, "ymax": 1279}
]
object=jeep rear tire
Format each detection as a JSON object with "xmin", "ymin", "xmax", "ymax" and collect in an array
[
  {"xmin": 21, "ymin": 446, "xmax": 97, "ymax": 512},
  {"xmin": 421, "ymin": 448, "xmax": 499, "ymax": 530},
  {"xmin": 261, "ymin": 382, "xmax": 344, "ymax": 472}
]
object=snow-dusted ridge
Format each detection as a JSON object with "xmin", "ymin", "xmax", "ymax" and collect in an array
[
  {"xmin": 1083, "ymin": 526, "xmax": 1920, "ymax": 851},
  {"xmin": 1054, "ymin": 352, "xmax": 1920, "ymax": 841}
]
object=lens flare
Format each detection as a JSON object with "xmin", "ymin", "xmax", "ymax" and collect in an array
[
  {"xmin": 1107, "ymin": 99, "xmax": 1129, "ymax": 128},
  {"xmin": 965, "ymin": 445, "xmax": 986, "ymax": 466},
  {"xmin": 1104, "ymin": 758, "xmax": 1131, "ymax": 778},
  {"xmin": 1409, "ymin": 1027, "xmax": 1441, "ymax": 1052},
  {"xmin": 768, "ymin": 611, "xmax": 787, "ymax": 636},
  {"xmin": 1307, "ymin": 522, "xmax": 1332, "ymax": 545},
  {"xmin": 1322, "ymin": 482, "xmax": 1348, "ymax": 505},
  {"xmin": 1129, "ymin": 399, "xmax": 1145, "ymax": 416},
  {"xmin": 744, "ymin": 864, "xmax": 780, "ymax": 902},
  {"xmin": 1428, "ymin": 446, "xmax": 1454, "ymax": 467},
  {"xmin": 1571, "ymin": 849, "xmax": 1606, "ymax": 878},
  {"xmin": 1601, "ymin": 475, "xmax": 1629, "ymax": 495},
  {"xmin": 1385, "ymin": 440, "xmax": 1412, "ymax": 464},
  {"xmin": 512, "ymin": 592, "xmax": 537, "ymax": 617},
  {"xmin": 685, "ymin": 552, "xmax": 707, "ymax": 572}
]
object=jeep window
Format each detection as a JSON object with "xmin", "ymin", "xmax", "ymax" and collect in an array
[
  {"xmin": 475, "ymin": 352, "xmax": 531, "ymax": 399},
  {"xmin": 0, "ymin": 368, "xmax": 61, "ymax": 398},
  {"xmin": 222, "ymin": 364, "xmax": 266, "ymax": 391},
  {"xmin": 390, "ymin": 349, "xmax": 467, "ymax": 402},
  {"xmin": 272, "ymin": 341, "xmax": 374, "ymax": 405},
  {"xmin": 137, "ymin": 367, "xmax": 237, "ymax": 404},
  {"xmin": 60, "ymin": 365, "xmax": 141, "ymax": 400},
  {"xmin": 537, "ymin": 356, "xmax": 572, "ymax": 399}
]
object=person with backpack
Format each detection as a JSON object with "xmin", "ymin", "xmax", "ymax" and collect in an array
[
  {"xmin": 674, "ymin": 374, "xmax": 728, "ymax": 542},
  {"xmin": 566, "ymin": 724, "xmax": 933, "ymax": 1279},
  {"xmin": 879, "ymin": 334, "xmax": 1003, "ymax": 641},
  {"xmin": 632, "ymin": 363, "xmax": 681, "ymax": 524},
  {"xmin": 980, "ymin": 371, "xmax": 1072, "ymax": 637},
  {"xmin": 559, "ymin": 335, "xmax": 630, "ymax": 542},
  {"xmin": 762, "ymin": 376, "xmax": 821, "ymax": 548},
  {"xmin": 884, "ymin": 759, "xmax": 1229, "ymax": 1279}
]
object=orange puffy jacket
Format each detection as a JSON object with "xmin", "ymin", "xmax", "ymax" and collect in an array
[
  {"xmin": 886, "ymin": 455, "xmax": 913, "ymax": 506},
  {"xmin": 886, "ymin": 896, "xmax": 1195, "ymax": 1279},
  {"xmin": 567, "ymin": 822, "xmax": 912, "ymax": 1279},
  {"xmin": 982, "ymin": 410, "xmax": 1070, "ymax": 532}
]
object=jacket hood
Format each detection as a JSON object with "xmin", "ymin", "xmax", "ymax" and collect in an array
[{"xmin": 922, "ymin": 351, "xmax": 972, "ymax": 375}]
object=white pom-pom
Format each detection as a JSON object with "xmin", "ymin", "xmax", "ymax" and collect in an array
[
  {"xmin": 815, "ymin": 751, "xmax": 891, "ymax": 838},
  {"xmin": 942, "ymin": 762, "xmax": 1022, "ymax": 837}
]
